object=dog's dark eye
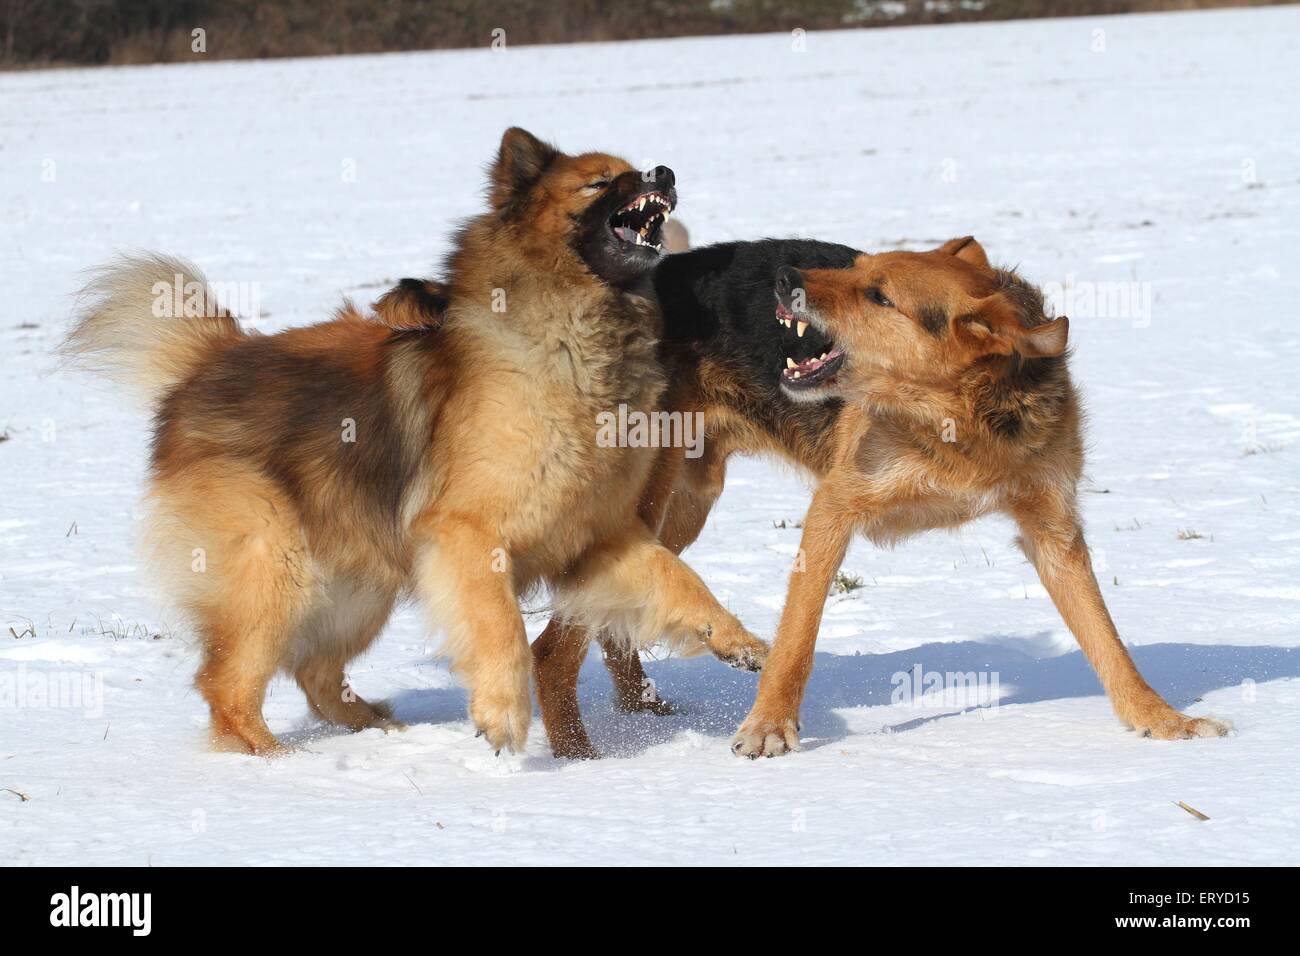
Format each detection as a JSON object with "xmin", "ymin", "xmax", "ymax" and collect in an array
[
  {"xmin": 865, "ymin": 286, "xmax": 894, "ymax": 308},
  {"xmin": 584, "ymin": 180, "xmax": 611, "ymax": 191}
]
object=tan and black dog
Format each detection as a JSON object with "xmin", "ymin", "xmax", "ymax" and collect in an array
[
  {"xmin": 729, "ymin": 238, "xmax": 1231, "ymax": 755},
  {"xmin": 63, "ymin": 128, "xmax": 766, "ymax": 756},
  {"xmin": 499, "ymin": 236, "xmax": 1230, "ymax": 757}
]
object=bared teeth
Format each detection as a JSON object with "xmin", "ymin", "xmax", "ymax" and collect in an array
[
  {"xmin": 625, "ymin": 193, "xmax": 669, "ymax": 214},
  {"xmin": 796, "ymin": 321, "xmax": 808, "ymax": 337},
  {"xmin": 786, "ymin": 357, "xmax": 796, "ymax": 369}
]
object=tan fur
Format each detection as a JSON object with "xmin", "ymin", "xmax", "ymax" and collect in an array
[
  {"xmin": 660, "ymin": 218, "xmax": 690, "ymax": 255},
  {"xmin": 731, "ymin": 239, "xmax": 1230, "ymax": 755},
  {"xmin": 371, "ymin": 279, "xmax": 446, "ymax": 331},
  {"xmin": 534, "ymin": 354, "xmax": 842, "ymax": 758},
  {"xmin": 437, "ymin": 231, "xmax": 1229, "ymax": 759},
  {"xmin": 62, "ymin": 253, "xmax": 240, "ymax": 408},
  {"xmin": 65, "ymin": 129, "xmax": 766, "ymax": 756}
]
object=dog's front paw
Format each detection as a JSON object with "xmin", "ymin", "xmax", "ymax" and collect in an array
[
  {"xmin": 1133, "ymin": 707, "xmax": 1232, "ymax": 740},
  {"xmin": 731, "ymin": 710, "xmax": 800, "ymax": 758},
  {"xmin": 706, "ymin": 625, "xmax": 769, "ymax": 673},
  {"xmin": 469, "ymin": 689, "xmax": 531, "ymax": 755}
]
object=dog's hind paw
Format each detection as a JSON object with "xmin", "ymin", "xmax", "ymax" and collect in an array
[
  {"xmin": 615, "ymin": 694, "xmax": 678, "ymax": 716},
  {"xmin": 552, "ymin": 736, "xmax": 601, "ymax": 760},
  {"xmin": 357, "ymin": 699, "xmax": 406, "ymax": 733}
]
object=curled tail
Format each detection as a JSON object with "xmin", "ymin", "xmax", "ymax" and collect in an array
[{"xmin": 62, "ymin": 253, "xmax": 243, "ymax": 409}]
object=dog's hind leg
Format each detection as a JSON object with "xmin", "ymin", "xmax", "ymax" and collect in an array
[
  {"xmin": 533, "ymin": 620, "xmax": 598, "ymax": 759},
  {"xmin": 197, "ymin": 619, "xmax": 294, "ymax": 756},
  {"xmin": 148, "ymin": 464, "xmax": 315, "ymax": 756},
  {"xmin": 195, "ymin": 538, "xmax": 315, "ymax": 755},
  {"xmin": 294, "ymin": 581, "xmax": 402, "ymax": 733},
  {"xmin": 1009, "ymin": 491, "xmax": 1231, "ymax": 740},
  {"xmin": 537, "ymin": 446, "xmax": 730, "ymax": 759},
  {"xmin": 190, "ymin": 545, "xmax": 313, "ymax": 755},
  {"xmin": 599, "ymin": 638, "xmax": 675, "ymax": 716}
]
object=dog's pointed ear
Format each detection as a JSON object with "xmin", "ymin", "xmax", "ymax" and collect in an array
[
  {"xmin": 939, "ymin": 236, "xmax": 990, "ymax": 269},
  {"xmin": 954, "ymin": 297, "xmax": 1068, "ymax": 359},
  {"xmin": 1019, "ymin": 316, "xmax": 1069, "ymax": 358},
  {"xmin": 953, "ymin": 309, "xmax": 1014, "ymax": 356},
  {"xmin": 490, "ymin": 127, "xmax": 559, "ymax": 213}
]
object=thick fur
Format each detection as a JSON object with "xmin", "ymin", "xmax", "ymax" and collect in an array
[
  {"xmin": 63, "ymin": 254, "xmax": 241, "ymax": 408},
  {"xmin": 729, "ymin": 237, "xmax": 1231, "ymax": 755},
  {"xmin": 535, "ymin": 239, "xmax": 870, "ymax": 756},
  {"xmin": 63, "ymin": 129, "xmax": 766, "ymax": 756},
  {"xmin": 372, "ymin": 278, "xmax": 448, "ymax": 331},
  {"xmin": 524, "ymin": 237, "xmax": 1230, "ymax": 757}
]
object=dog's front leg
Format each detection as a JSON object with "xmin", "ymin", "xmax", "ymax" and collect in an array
[
  {"xmin": 1010, "ymin": 492, "xmax": 1230, "ymax": 739},
  {"xmin": 733, "ymin": 484, "xmax": 856, "ymax": 757},
  {"xmin": 415, "ymin": 516, "xmax": 532, "ymax": 754},
  {"xmin": 562, "ymin": 526, "xmax": 768, "ymax": 671}
]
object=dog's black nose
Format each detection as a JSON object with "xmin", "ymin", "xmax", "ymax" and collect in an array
[
  {"xmin": 775, "ymin": 265, "xmax": 803, "ymax": 299},
  {"xmin": 650, "ymin": 165, "xmax": 674, "ymax": 188}
]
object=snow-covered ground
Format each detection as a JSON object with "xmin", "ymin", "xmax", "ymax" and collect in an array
[{"xmin": 2, "ymin": 7, "xmax": 1299, "ymax": 866}]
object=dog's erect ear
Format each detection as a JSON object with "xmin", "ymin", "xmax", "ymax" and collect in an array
[
  {"xmin": 953, "ymin": 310, "xmax": 1013, "ymax": 356},
  {"xmin": 1018, "ymin": 316, "xmax": 1069, "ymax": 358},
  {"xmin": 939, "ymin": 236, "xmax": 991, "ymax": 269},
  {"xmin": 954, "ymin": 297, "xmax": 1068, "ymax": 359},
  {"xmin": 489, "ymin": 127, "xmax": 559, "ymax": 213}
]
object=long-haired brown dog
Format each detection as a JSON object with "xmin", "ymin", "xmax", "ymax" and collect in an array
[
  {"xmin": 63, "ymin": 128, "xmax": 766, "ymax": 756},
  {"xmin": 503, "ymin": 236, "xmax": 1230, "ymax": 757}
]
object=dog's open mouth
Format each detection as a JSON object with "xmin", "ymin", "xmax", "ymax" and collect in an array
[
  {"xmin": 782, "ymin": 347, "xmax": 846, "ymax": 389},
  {"xmin": 609, "ymin": 191, "xmax": 672, "ymax": 252},
  {"xmin": 776, "ymin": 299, "xmax": 845, "ymax": 391}
]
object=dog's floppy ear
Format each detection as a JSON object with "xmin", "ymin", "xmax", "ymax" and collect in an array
[
  {"xmin": 939, "ymin": 236, "xmax": 991, "ymax": 269},
  {"xmin": 489, "ymin": 127, "xmax": 559, "ymax": 214},
  {"xmin": 954, "ymin": 296, "xmax": 1068, "ymax": 359}
]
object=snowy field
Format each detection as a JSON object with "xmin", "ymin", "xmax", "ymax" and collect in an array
[{"xmin": 2, "ymin": 8, "xmax": 1299, "ymax": 866}]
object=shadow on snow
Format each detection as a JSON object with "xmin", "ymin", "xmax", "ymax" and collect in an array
[{"xmin": 380, "ymin": 637, "xmax": 1298, "ymax": 760}]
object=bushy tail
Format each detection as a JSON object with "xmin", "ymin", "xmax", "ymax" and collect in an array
[{"xmin": 62, "ymin": 253, "xmax": 243, "ymax": 409}]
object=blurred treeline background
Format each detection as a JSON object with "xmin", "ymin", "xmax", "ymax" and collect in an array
[{"xmin": 1, "ymin": 0, "xmax": 1289, "ymax": 67}]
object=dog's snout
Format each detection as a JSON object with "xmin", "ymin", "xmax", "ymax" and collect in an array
[
  {"xmin": 647, "ymin": 165, "xmax": 674, "ymax": 188},
  {"xmin": 775, "ymin": 266, "xmax": 803, "ymax": 300}
]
